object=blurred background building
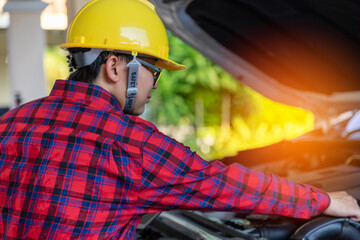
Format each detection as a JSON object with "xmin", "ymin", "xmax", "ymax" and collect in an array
[{"xmin": 0, "ymin": 0, "xmax": 88, "ymax": 110}]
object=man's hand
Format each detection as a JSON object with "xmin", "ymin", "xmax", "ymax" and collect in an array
[{"xmin": 323, "ymin": 191, "xmax": 360, "ymax": 221}]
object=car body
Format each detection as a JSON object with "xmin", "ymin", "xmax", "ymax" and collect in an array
[{"xmin": 136, "ymin": 0, "xmax": 360, "ymax": 239}]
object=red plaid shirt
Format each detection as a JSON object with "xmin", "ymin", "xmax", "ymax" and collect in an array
[{"xmin": 0, "ymin": 80, "xmax": 330, "ymax": 239}]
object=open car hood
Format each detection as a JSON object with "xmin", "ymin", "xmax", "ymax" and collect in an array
[{"xmin": 151, "ymin": 0, "xmax": 360, "ymax": 123}]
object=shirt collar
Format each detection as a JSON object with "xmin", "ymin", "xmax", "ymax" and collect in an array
[{"xmin": 50, "ymin": 80, "xmax": 122, "ymax": 111}]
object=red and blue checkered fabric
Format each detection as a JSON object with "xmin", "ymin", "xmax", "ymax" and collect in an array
[{"xmin": 0, "ymin": 80, "xmax": 330, "ymax": 239}]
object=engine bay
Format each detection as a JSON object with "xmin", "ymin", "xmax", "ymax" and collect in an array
[{"xmin": 136, "ymin": 136, "xmax": 360, "ymax": 239}]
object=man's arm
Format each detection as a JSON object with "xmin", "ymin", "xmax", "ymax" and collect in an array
[{"xmin": 138, "ymin": 128, "xmax": 333, "ymax": 219}]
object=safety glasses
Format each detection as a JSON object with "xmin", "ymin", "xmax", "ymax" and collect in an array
[{"xmin": 136, "ymin": 58, "xmax": 163, "ymax": 86}]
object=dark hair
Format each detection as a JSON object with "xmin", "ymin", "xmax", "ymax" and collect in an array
[{"xmin": 67, "ymin": 49, "xmax": 127, "ymax": 84}]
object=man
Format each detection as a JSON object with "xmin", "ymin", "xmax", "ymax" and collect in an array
[{"xmin": 0, "ymin": 0, "xmax": 359, "ymax": 239}]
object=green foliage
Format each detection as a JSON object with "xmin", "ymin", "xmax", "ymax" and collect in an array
[
  {"xmin": 147, "ymin": 34, "xmax": 239, "ymax": 126},
  {"xmin": 146, "ymin": 34, "xmax": 314, "ymax": 160},
  {"xmin": 44, "ymin": 46, "xmax": 69, "ymax": 92}
]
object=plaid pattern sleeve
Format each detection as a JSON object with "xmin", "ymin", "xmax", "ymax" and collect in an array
[{"xmin": 140, "ymin": 128, "xmax": 330, "ymax": 219}]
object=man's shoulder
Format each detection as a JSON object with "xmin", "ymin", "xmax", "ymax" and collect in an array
[
  {"xmin": 87, "ymin": 104, "xmax": 157, "ymax": 144},
  {"xmin": 0, "ymin": 97, "xmax": 47, "ymax": 123},
  {"xmin": 120, "ymin": 114, "xmax": 157, "ymax": 137}
]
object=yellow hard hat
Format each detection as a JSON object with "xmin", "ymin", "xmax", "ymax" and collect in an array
[{"xmin": 60, "ymin": 0, "xmax": 185, "ymax": 71}]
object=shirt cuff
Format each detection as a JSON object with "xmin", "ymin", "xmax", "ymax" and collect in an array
[{"xmin": 311, "ymin": 187, "xmax": 331, "ymax": 217}]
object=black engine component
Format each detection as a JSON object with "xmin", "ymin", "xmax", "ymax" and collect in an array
[
  {"xmin": 291, "ymin": 217, "xmax": 360, "ymax": 240},
  {"xmin": 255, "ymin": 220, "xmax": 300, "ymax": 240}
]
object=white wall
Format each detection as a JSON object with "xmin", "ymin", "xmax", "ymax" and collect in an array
[
  {"xmin": 0, "ymin": 29, "xmax": 9, "ymax": 108},
  {"xmin": 4, "ymin": 0, "xmax": 48, "ymax": 108},
  {"xmin": 0, "ymin": 0, "xmax": 91, "ymax": 109}
]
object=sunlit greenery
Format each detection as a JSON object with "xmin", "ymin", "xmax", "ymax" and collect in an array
[
  {"xmin": 147, "ymin": 34, "xmax": 314, "ymax": 160},
  {"xmin": 44, "ymin": 46, "xmax": 69, "ymax": 93},
  {"xmin": 44, "ymin": 37, "xmax": 314, "ymax": 160}
]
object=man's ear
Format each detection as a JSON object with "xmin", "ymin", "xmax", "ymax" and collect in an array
[{"xmin": 105, "ymin": 55, "xmax": 123, "ymax": 83}]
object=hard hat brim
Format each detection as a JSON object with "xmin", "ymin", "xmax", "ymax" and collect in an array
[{"xmin": 156, "ymin": 59, "xmax": 186, "ymax": 71}]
